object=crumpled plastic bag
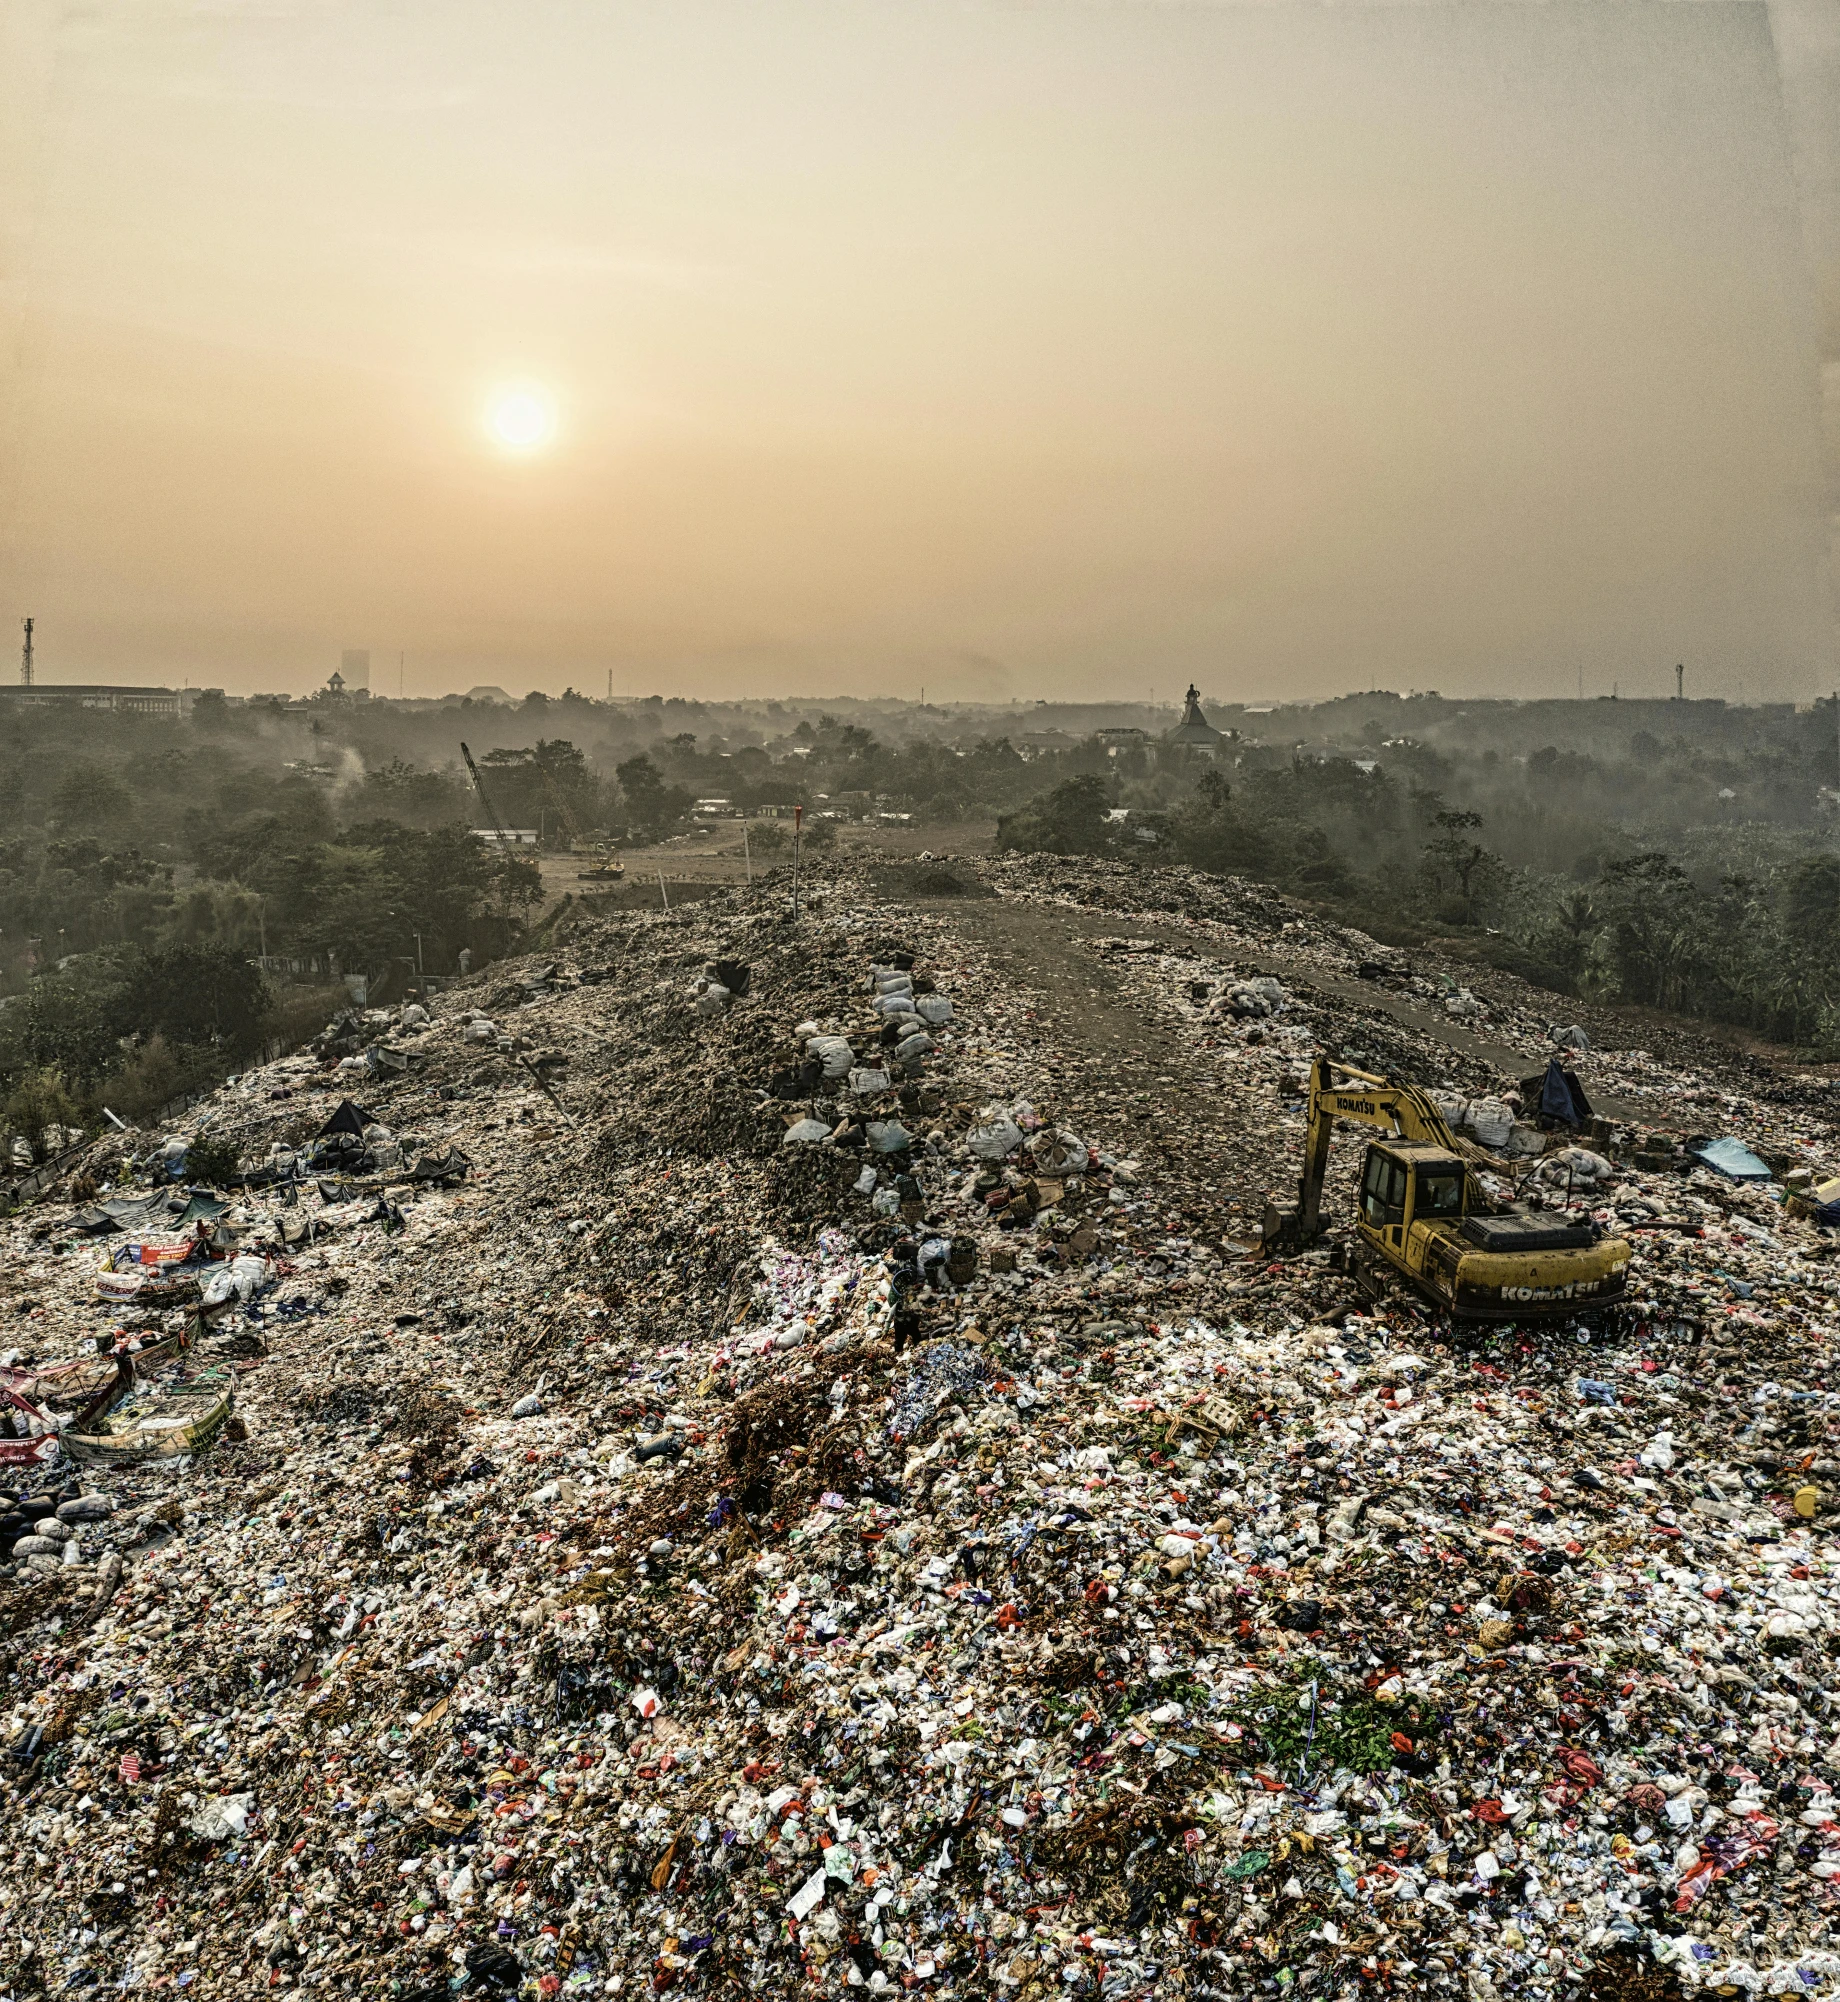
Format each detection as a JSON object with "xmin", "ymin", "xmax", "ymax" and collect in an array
[
  {"xmin": 1223, "ymin": 976, "xmax": 1287, "ymax": 1018},
  {"xmin": 806, "ymin": 1035, "xmax": 854, "ymax": 1080},
  {"xmin": 1674, "ymin": 1814, "xmax": 1780, "ymax": 1910},
  {"xmin": 1640, "ymin": 1430, "xmax": 1676, "ymax": 1471},
  {"xmin": 202, "ymin": 1253, "xmax": 273, "ymax": 1308},
  {"xmin": 1029, "ymin": 1127, "xmax": 1088, "ymax": 1174},
  {"xmin": 1467, "ymin": 1098, "xmax": 1514, "ymax": 1149},
  {"xmin": 187, "ymin": 1792, "xmax": 255, "ymax": 1841},
  {"xmin": 889, "ymin": 1341, "xmax": 989, "ymax": 1436},
  {"xmin": 1429, "ymin": 1089, "xmax": 1469, "ymax": 1130},
  {"xmin": 968, "ymin": 1117, "xmax": 1025, "ymax": 1160}
]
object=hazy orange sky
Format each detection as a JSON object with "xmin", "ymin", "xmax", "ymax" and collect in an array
[{"xmin": 2, "ymin": 1, "xmax": 1836, "ymax": 704}]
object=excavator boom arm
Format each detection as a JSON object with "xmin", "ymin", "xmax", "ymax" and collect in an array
[
  {"xmin": 535, "ymin": 762, "xmax": 583, "ymax": 848},
  {"xmin": 1282, "ymin": 1058, "xmax": 1465, "ymax": 1244}
]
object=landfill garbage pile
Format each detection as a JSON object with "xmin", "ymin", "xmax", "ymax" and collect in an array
[{"xmin": 1, "ymin": 856, "xmax": 1839, "ymax": 2002}]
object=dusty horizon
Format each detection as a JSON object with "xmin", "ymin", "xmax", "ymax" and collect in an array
[{"xmin": 3, "ymin": 0, "xmax": 1837, "ymax": 706}]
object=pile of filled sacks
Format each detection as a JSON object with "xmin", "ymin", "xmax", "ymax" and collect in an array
[{"xmin": 1427, "ymin": 1088, "xmax": 1546, "ymax": 1158}]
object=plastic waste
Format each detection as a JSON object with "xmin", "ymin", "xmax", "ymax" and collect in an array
[
  {"xmin": 1688, "ymin": 1135, "xmax": 1774, "ymax": 1182},
  {"xmin": 968, "ymin": 1116, "xmax": 1025, "ymax": 1159}
]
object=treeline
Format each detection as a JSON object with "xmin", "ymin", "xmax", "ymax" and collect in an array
[
  {"xmin": 9, "ymin": 682, "xmax": 1840, "ymax": 1138},
  {"xmin": 0, "ymin": 942, "xmax": 285, "ymax": 1144},
  {"xmin": 0, "ymin": 704, "xmax": 1092, "ymax": 989},
  {"xmin": 996, "ymin": 759, "xmax": 1840, "ymax": 1051},
  {"xmin": 0, "ymin": 789, "xmax": 543, "ymax": 1142}
]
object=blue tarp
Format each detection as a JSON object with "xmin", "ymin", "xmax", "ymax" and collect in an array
[
  {"xmin": 1540, "ymin": 1058, "xmax": 1580, "ymax": 1127},
  {"xmin": 1686, "ymin": 1136, "xmax": 1773, "ymax": 1182}
]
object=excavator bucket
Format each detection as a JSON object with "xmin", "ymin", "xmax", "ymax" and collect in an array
[{"xmin": 1259, "ymin": 1193, "xmax": 1318, "ymax": 1255}]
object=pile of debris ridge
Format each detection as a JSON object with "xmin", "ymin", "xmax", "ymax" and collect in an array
[{"xmin": 0, "ymin": 857, "xmax": 1837, "ymax": 2002}]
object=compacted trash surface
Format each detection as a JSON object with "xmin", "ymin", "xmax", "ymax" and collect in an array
[{"xmin": 3, "ymin": 854, "xmax": 1840, "ymax": 2002}]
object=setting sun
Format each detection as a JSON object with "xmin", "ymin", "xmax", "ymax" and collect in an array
[{"xmin": 483, "ymin": 383, "xmax": 557, "ymax": 454}]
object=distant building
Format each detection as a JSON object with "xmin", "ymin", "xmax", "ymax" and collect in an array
[
  {"xmin": 341, "ymin": 648, "xmax": 371, "ymax": 691},
  {"xmin": 0, "ymin": 684, "xmax": 183, "ymax": 717},
  {"xmin": 1165, "ymin": 685, "xmax": 1226, "ymax": 755},
  {"xmin": 471, "ymin": 827, "xmax": 540, "ymax": 846},
  {"xmin": 464, "ymin": 686, "xmax": 513, "ymax": 705}
]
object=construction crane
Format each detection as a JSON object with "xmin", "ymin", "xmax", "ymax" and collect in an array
[
  {"xmin": 1261, "ymin": 1058, "xmax": 1631, "ymax": 1320},
  {"xmin": 459, "ymin": 742, "xmax": 515, "ymax": 852},
  {"xmin": 530, "ymin": 757, "xmax": 626, "ymax": 876},
  {"xmin": 531, "ymin": 756, "xmax": 583, "ymax": 852}
]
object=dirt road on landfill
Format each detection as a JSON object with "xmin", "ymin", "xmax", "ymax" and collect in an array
[
  {"xmin": 913, "ymin": 893, "xmax": 1301, "ymax": 1226},
  {"xmin": 908, "ymin": 887, "xmax": 1672, "ymax": 1230},
  {"xmin": 1051, "ymin": 912, "xmax": 1665, "ymax": 1126}
]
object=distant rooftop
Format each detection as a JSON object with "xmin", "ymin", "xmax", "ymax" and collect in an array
[
  {"xmin": 1166, "ymin": 684, "xmax": 1225, "ymax": 746},
  {"xmin": 0, "ymin": 683, "xmax": 186, "ymax": 715}
]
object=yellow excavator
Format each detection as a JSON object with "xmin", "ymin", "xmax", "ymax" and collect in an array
[
  {"xmin": 576, "ymin": 844, "xmax": 625, "ymax": 883},
  {"xmin": 1262, "ymin": 1058, "xmax": 1631, "ymax": 1320}
]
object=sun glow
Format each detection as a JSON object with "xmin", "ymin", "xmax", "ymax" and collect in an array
[{"xmin": 484, "ymin": 383, "xmax": 558, "ymax": 454}]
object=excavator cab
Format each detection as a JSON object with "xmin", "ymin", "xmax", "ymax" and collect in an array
[{"xmin": 1355, "ymin": 1142, "xmax": 1466, "ymax": 1264}]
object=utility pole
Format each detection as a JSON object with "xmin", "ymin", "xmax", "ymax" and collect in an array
[
  {"xmin": 1577, "ymin": 664, "xmax": 1583, "ymax": 701},
  {"xmin": 399, "ymin": 651, "xmax": 405, "ymax": 699},
  {"xmin": 793, "ymin": 805, "xmax": 803, "ymax": 922},
  {"xmin": 606, "ymin": 668, "xmax": 612, "ymax": 703},
  {"xmin": 1676, "ymin": 663, "xmax": 1684, "ymax": 701},
  {"xmin": 20, "ymin": 618, "xmax": 32, "ymax": 688}
]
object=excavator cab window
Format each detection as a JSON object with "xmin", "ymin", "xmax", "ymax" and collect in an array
[
  {"xmin": 1359, "ymin": 1149, "xmax": 1407, "ymax": 1227},
  {"xmin": 1415, "ymin": 1169, "xmax": 1464, "ymax": 1219}
]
